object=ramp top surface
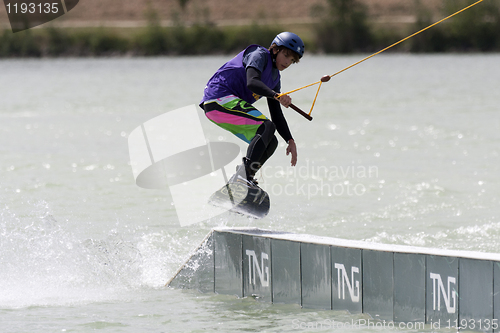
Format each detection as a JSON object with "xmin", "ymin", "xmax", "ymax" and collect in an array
[{"xmin": 214, "ymin": 227, "xmax": 500, "ymax": 262}]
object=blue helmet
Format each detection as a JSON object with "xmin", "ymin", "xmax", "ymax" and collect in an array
[{"xmin": 271, "ymin": 32, "xmax": 305, "ymax": 58}]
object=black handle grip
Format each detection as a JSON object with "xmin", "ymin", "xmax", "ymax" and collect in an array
[{"xmin": 289, "ymin": 103, "xmax": 313, "ymax": 121}]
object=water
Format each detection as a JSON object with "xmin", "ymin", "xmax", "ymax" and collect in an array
[{"xmin": 1, "ymin": 54, "xmax": 499, "ymax": 332}]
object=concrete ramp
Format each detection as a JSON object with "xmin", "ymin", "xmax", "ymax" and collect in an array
[{"xmin": 168, "ymin": 228, "xmax": 500, "ymax": 330}]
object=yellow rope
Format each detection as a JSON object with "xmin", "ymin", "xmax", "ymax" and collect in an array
[
  {"xmin": 309, "ymin": 82, "xmax": 322, "ymax": 116},
  {"xmin": 278, "ymin": 0, "xmax": 484, "ymax": 111}
]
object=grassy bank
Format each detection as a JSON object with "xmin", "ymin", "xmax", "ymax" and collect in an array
[
  {"xmin": 0, "ymin": 24, "xmax": 285, "ymax": 57},
  {"xmin": 1, "ymin": 0, "xmax": 499, "ymax": 58}
]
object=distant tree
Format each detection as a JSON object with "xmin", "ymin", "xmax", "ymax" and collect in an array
[
  {"xmin": 313, "ymin": 0, "xmax": 373, "ymax": 53},
  {"xmin": 410, "ymin": 0, "xmax": 447, "ymax": 52},
  {"xmin": 178, "ymin": 0, "xmax": 190, "ymax": 11},
  {"xmin": 444, "ymin": 0, "xmax": 500, "ymax": 51},
  {"xmin": 411, "ymin": 0, "xmax": 500, "ymax": 52}
]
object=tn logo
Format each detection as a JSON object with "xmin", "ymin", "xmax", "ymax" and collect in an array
[
  {"xmin": 429, "ymin": 272, "xmax": 456, "ymax": 314},
  {"xmin": 245, "ymin": 250, "xmax": 269, "ymax": 287},
  {"xmin": 334, "ymin": 263, "xmax": 360, "ymax": 302}
]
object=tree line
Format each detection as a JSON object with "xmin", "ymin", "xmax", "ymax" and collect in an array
[{"xmin": 1, "ymin": 0, "xmax": 499, "ymax": 57}]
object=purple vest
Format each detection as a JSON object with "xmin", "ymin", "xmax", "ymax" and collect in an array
[{"xmin": 201, "ymin": 45, "xmax": 280, "ymax": 105}]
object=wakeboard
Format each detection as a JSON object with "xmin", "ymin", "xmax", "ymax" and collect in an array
[{"xmin": 208, "ymin": 180, "xmax": 270, "ymax": 219}]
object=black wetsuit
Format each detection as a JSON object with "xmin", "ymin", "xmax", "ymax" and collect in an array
[{"xmin": 245, "ymin": 66, "xmax": 293, "ymax": 170}]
